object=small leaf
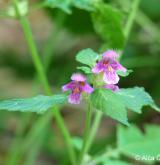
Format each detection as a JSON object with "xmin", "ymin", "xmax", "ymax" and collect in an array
[
  {"xmin": 72, "ymin": 137, "xmax": 83, "ymax": 150},
  {"xmin": 92, "ymin": 3, "xmax": 125, "ymax": 49},
  {"xmin": 117, "ymin": 70, "xmax": 133, "ymax": 77},
  {"xmin": 117, "ymin": 87, "xmax": 160, "ymax": 113},
  {"xmin": 74, "ymin": 0, "xmax": 94, "ymax": 11},
  {"xmin": 117, "ymin": 124, "xmax": 160, "ymax": 158},
  {"xmin": 76, "ymin": 48, "xmax": 99, "ymax": 67},
  {"xmin": 44, "ymin": 0, "xmax": 72, "ymax": 14},
  {"xmin": 0, "ymin": 94, "xmax": 67, "ymax": 113},
  {"xmin": 91, "ymin": 89, "xmax": 129, "ymax": 125},
  {"xmin": 7, "ymin": 1, "xmax": 28, "ymax": 17},
  {"xmin": 44, "ymin": 0, "xmax": 94, "ymax": 14},
  {"xmin": 77, "ymin": 66, "xmax": 92, "ymax": 74}
]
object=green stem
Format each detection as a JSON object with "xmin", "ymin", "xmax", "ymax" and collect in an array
[
  {"xmin": 12, "ymin": 0, "xmax": 76, "ymax": 164},
  {"xmin": 85, "ymin": 111, "xmax": 103, "ymax": 152},
  {"xmin": 124, "ymin": 0, "xmax": 140, "ymax": 40},
  {"xmin": 25, "ymin": 12, "xmax": 66, "ymax": 165},
  {"xmin": 78, "ymin": 102, "xmax": 93, "ymax": 165}
]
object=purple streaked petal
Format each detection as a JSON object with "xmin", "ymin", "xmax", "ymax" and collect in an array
[
  {"xmin": 62, "ymin": 83, "xmax": 71, "ymax": 92},
  {"xmin": 92, "ymin": 61, "xmax": 104, "ymax": 73},
  {"xmin": 116, "ymin": 63, "xmax": 127, "ymax": 72},
  {"xmin": 103, "ymin": 71, "xmax": 119, "ymax": 84},
  {"xmin": 71, "ymin": 73, "xmax": 86, "ymax": 82},
  {"xmin": 83, "ymin": 83, "xmax": 94, "ymax": 94},
  {"xmin": 103, "ymin": 50, "xmax": 119, "ymax": 59},
  {"xmin": 68, "ymin": 93, "xmax": 81, "ymax": 104},
  {"xmin": 110, "ymin": 61, "xmax": 126, "ymax": 72},
  {"xmin": 103, "ymin": 84, "xmax": 119, "ymax": 92},
  {"xmin": 62, "ymin": 82, "xmax": 75, "ymax": 92}
]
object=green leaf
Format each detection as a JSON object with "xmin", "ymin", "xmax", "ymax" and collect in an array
[
  {"xmin": 117, "ymin": 70, "xmax": 133, "ymax": 77},
  {"xmin": 44, "ymin": 0, "xmax": 72, "ymax": 13},
  {"xmin": 117, "ymin": 87, "xmax": 160, "ymax": 113},
  {"xmin": 77, "ymin": 66, "xmax": 92, "ymax": 74},
  {"xmin": 73, "ymin": 0, "xmax": 94, "ymax": 11},
  {"xmin": 44, "ymin": 0, "xmax": 94, "ymax": 14},
  {"xmin": 76, "ymin": 48, "xmax": 99, "ymax": 67},
  {"xmin": 117, "ymin": 125, "xmax": 143, "ymax": 148},
  {"xmin": 91, "ymin": 89, "xmax": 129, "ymax": 125},
  {"xmin": 93, "ymin": 148, "xmax": 130, "ymax": 164},
  {"xmin": 0, "ymin": 94, "xmax": 67, "ymax": 113},
  {"xmin": 91, "ymin": 3, "xmax": 125, "ymax": 49},
  {"xmin": 117, "ymin": 124, "xmax": 160, "ymax": 158},
  {"xmin": 102, "ymin": 159, "xmax": 131, "ymax": 165},
  {"xmin": 91, "ymin": 87, "xmax": 159, "ymax": 125},
  {"xmin": 7, "ymin": 1, "xmax": 28, "ymax": 17},
  {"xmin": 72, "ymin": 136, "xmax": 83, "ymax": 150}
]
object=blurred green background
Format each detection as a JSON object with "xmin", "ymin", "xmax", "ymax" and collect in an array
[{"xmin": 0, "ymin": 0, "xmax": 160, "ymax": 164}]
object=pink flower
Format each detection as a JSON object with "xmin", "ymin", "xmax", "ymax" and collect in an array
[
  {"xmin": 62, "ymin": 73, "xmax": 93, "ymax": 104},
  {"xmin": 92, "ymin": 50, "xmax": 126, "ymax": 84}
]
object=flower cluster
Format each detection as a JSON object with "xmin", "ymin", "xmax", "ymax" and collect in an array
[{"xmin": 62, "ymin": 50, "xmax": 126, "ymax": 104}]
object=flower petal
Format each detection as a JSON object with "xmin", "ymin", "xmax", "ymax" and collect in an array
[
  {"xmin": 103, "ymin": 84, "xmax": 119, "ymax": 92},
  {"xmin": 103, "ymin": 50, "xmax": 119, "ymax": 59},
  {"xmin": 83, "ymin": 83, "xmax": 94, "ymax": 94},
  {"xmin": 110, "ymin": 61, "xmax": 126, "ymax": 72},
  {"xmin": 71, "ymin": 73, "xmax": 86, "ymax": 82},
  {"xmin": 68, "ymin": 93, "xmax": 81, "ymax": 104},
  {"xmin": 92, "ymin": 61, "xmax": 104, "ymax": 73},
  {"xmin": 117, "ymin": 63, "xmax": 127, "ymax": 72},
  {"xmin": 103, "ymin": 71, "xmax": 119, "ymax": 84},
  {"xmin": 62, "ymin": 82, "xmax": 75, "ymax": 92}
]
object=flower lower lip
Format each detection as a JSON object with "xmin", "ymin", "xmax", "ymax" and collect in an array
[{"xmin": 73, "ymin": 87, "xmax": 80, "ymax": 94}]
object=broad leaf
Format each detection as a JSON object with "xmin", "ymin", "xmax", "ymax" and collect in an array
[
  {"xmin": 76, "ymin": 48, "xmax": 99, "ymax": 67},
  {"xmin": 117, "ymin": 124, "xmax": 160, "ymax": 158},
  {"xmin": 44, "ymin": 0, "xmax": 94, "ymax": 13},
  {"xmin": 117, "ymin": 70, "xmax": 133, "ymax": 77},
  {"xmin": 0, "ymin": 94, "xmax": 67, "ymax": 113},
  {"xmin": 92, "ymin": 3, "xmax": 125, "ymax": 49},
  {"xmin": 91, "ymin": 89, "xmax": 129, "ymax": 125},
  {"xmin": 117, "ymin": 125, "xmax": 143, "ymax": 148},
  {"xmin": 102, "ymin": 159, "xmax": 131, "ymax": 165},
  {"xmin": 77, "ymin": 66, "xmax": 92, "ymax": 74},
  {"xmin": 117, "ymin": 87, "xmax": 160, "ymax": 113}
]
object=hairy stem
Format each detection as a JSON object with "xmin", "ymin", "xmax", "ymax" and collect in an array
[
  {"xmin": 78, "ymin": 102, "xmax": 93, "ymax": 165},
  {"xmin": 85, "ymin": 111, "xmax": 103, "ymax": 152},
  {"xmin": 11, "ymin": 0, "xmax": 76, "ymax": 164},
  {"xmin": 25, "ymin": 12, "xmax": 66, "ymax": 165}
]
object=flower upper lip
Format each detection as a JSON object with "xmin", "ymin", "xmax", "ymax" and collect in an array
[{"xmin": 92, "ymin": 50, "xmax": 126, "ymax": 85}]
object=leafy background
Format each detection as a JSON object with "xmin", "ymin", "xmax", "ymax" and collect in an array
[{"xmin": 0, "ymin": 0, "xmax": 160, "ymax": 164}]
